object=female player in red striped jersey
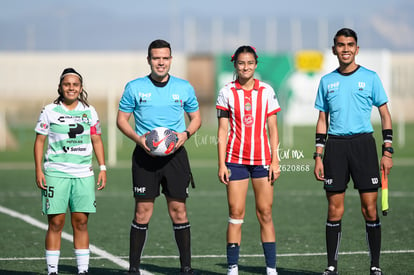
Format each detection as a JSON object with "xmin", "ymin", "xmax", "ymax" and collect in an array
[{"xmin": 216, "ymin": 46, "xmax": 281, "ymax": 275}]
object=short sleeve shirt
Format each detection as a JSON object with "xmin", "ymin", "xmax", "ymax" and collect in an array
[
  {"xmin": 314, "ymin": 66, "xmax": 388, "ymax": 136},
  {"xmin": 119, "ymin": 75, "xmax": 199, "ymax": 135},
  {"xmin": 35, "ymin": 102, "xmax": 101, "ymax": 178},
  {"xmin": 216, "ymin": 79, "xmax": 281, "ymax": 165}
]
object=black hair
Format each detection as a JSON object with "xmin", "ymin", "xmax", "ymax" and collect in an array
[
  {"xmin": 147, "ymin": 39, "xmax": 171, "ymax": 58},
  {"xmin": 231, "ymin": 45, "xmax": 258, "ymax": 63},
  {"xmin": 334, "ymin": 28, "xmax": 358, "ymax": 45},
  {"xmin": 54, "ymin": 68, "xmax": 89, "ymax": 107}
]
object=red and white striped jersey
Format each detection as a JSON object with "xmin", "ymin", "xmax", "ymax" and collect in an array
[{"xmin": 216, "ymin": 79, "xmax": 281, "ymax": 165}]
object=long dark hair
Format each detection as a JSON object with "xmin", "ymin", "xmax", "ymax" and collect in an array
[
  {"xmin": 54, "ymin": 68, "xmax": 89, "ymax": 107},
  {"xmin": 231, "ymin": 45, "xmax": 258, "ymax": 64},
  {"xmin": 231, "ymin": 46, "xmax": 258, "ymax": 80}
]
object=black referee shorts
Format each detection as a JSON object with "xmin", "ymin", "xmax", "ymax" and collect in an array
[
  {"xmin": 132, "ymin": 145, "xmax": 193, "ymax": 199},
  {"xmin": 323, "ymin": 133, "xmax": 380, "ymax": 192}
]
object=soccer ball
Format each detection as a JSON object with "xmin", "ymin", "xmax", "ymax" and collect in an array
[{"xmin": 145, "ymin": 127, "xmax": 177, "ymax": 156}]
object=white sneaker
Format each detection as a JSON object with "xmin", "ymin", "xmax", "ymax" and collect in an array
[
  {"xmin": 266, "ymin": 267, "xmax": 278, "ymax": 275},
  {"xmin": 227, "ymin": 264, "xmax": 238, "ymax": 275}
]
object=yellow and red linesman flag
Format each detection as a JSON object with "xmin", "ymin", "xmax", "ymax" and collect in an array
[{"xmin": 381, "ymin": 171, "xmax": 389, "ymax": 216}]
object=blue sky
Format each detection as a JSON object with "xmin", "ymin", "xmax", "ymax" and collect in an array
[{"xmin": 2, "ymin": 0, "xmax": 414, "ymax": 52}]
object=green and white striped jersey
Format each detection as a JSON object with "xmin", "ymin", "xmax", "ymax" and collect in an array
[{"xmin": 35, "ymin": 102, "xmax": 101, "ymax": 178}]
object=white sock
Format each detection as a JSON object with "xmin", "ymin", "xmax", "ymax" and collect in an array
[
  {"xmin": 75, "ymin": 248, "xmax": 90, "ymax": 273},
  {"xmin": 46, "ymin": 250, "xmax": 60, "ymax": 274}
]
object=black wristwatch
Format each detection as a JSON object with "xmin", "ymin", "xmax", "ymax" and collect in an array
[
  {"xmin": 184, "ymin": 130, "xmax": 191, "ymax": 139},
  {"xmin": 382, "ymin": 145, "xmax": 394, "ymax": 155},
  {"xmin": 313, "ymin": 152, "xmax": 323, "ymax": 160}
]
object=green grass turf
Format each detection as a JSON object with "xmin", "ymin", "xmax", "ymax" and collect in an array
[{"xmin": 0, "ymin": 124, "xmax": 413, "ymax": 274}]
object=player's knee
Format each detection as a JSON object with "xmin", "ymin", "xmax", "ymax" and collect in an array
[
  {"xmin": 328, "ymin": 203, "xmax": 344, "ymax": 218},
  {"xmin": 361, "ymin": 205, "xmax": 378, "ymax": 220},
  {"xmin": 48, "ymin": 217, "xmax": 65, "ymax": 232},
  {"xmin": 256, "ymin": 206, "xmax": 272, "ymax": 217},
  {"xmin": 256, "ymin": 210, "xmax": 273, "ymax": 224},
  {"xmin": 228, "ymin": 217, "xmax": 244, "ymax": 224},
  {"xmin": 72, "ymin": 222, "xmax": 88, "ymax": 232},
  {"xmin": 48, "ymin": 222, "xmax": 64, "ymax": 233},
  {"xmin": 228, "ymin": 206, "xmax": 245, "ymax": 218}
]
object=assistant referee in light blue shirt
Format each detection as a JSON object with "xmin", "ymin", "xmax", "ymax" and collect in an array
[{"xmin": 313, "ymin": 28, "xmax": 393, "ymax": 275}]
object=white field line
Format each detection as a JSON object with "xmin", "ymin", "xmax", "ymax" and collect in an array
[
  {"xmin": 0, "ymin": 205, "xmax": 154, "ymax": 275},
  {"xmin": 1, "ymin": 250, "xmax": 413, "ymax": 261}
]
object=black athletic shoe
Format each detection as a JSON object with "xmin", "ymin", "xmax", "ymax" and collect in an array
[
  {"xmin": 370, "ymin": 267, "xmax": 383, "ymax": 275},
  {"xmin": 322, "ymin": 266, "xmax": 338, "ymax": 275},
  {"xmin": 78, "ymin": 272, "xmax": 88, "ymax": 275},
  {"xmin": 49, "ymin": 273, "xmax": 58, "ymax": 275},
  {"xmin": 127, "ymin": 267, "xmax": 141, "ymax": 275},
  {"xmin": 180, "ymin": 266, "xmax": 195, "ymax": 275}
]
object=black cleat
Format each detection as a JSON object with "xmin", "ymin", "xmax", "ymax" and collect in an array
[
  {"xmin": 370, "ymin": 267, "xmax": 383, "ymax": 275},
  {"xmin": 180, "ymin": 266, "xmax": 195, "ymax": 274},
  {"xmin": 322, "ymin": 266, "xmax": 338, "ymax": 275},
  {"xmin": 127, "ymin": 267, "xmax": 141, "ymax": 275}
]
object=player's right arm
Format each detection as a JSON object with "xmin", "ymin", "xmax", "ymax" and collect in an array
[
  {"xmin": 217, "ymin": 116, "xmax": 229, "ymax": 185},
  {"xmin": 314, "ymin": 111, "xmax": 328, "ymax": 181},
  {"xmin": 116, "ymin": 110, "xmax": 150, "ymax": 151},
  {"xmin": 34, "ymin": 133, "xmax": 47, "ymax": 190}
]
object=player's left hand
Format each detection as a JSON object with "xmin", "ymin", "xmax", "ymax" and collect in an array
[
  {"xmin": 97, "ymin": 170, "xmax": 107, "ymax": 190},
  {"xmin": 173, "ymin": 131, "xmax": 187, "ymax": 149},
  {"xmin": 269, "ymin": 162, "xmax": 280, "ymax": 185},
  {"xmin": 380, "ymin": 155, "xmax": 393, "ymax": 180},
  {"xmin": 314, "ymin": 158, "xmax": 325, "ymax": 181},
  {"xmin": 35, "ymin": 170, "xmax": 47, "ymax": 190}
]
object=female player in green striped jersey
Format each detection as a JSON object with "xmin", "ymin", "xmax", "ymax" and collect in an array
[{"xmin": 34, "ymin": 68, "xmax": 106, "ymax": 275}]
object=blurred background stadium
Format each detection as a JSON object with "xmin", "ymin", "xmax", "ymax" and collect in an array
[
  {"xmin": 1, "ymin": 1, "xmax": 414, "ymax": 274},
  {"xmin": 1, "ymin": 0, "xmax": 414, "ymax": 159}
]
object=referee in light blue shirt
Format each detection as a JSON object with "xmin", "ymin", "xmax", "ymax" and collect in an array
[
  {"xmin": 313, "ymin": 28, "xmax": 393, "ymax": 275},
  {"xmin": 117, "ymin": 39, "xmax": 201, "ymax": 275}
]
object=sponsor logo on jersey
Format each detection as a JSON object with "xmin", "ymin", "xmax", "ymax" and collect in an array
[
  {"xmin": 58, "ymin": 115, "xmax": 90, "ymax": 125},
  {"xmin": 70, "ymin": 147, "xmax": 87, "ymax": 152},
  {"xmin": 62, "ymin": 146, "xmax": 87, "ymax": 153},
  {"xmin": 67, "ymin": 139, "xmax": 83, "ymax": 144},
  {"xmin": 68, "ymin": 124, "xmax": 84, "ymax": 138},
  {"xmin": 243, "ymin": 114, "xmax": 254, "ymax": 127}
]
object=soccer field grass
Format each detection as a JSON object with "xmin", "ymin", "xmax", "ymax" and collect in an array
[{"xmin": 0, "ymin": 125, "xmax": 413, "ymax": 274}]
